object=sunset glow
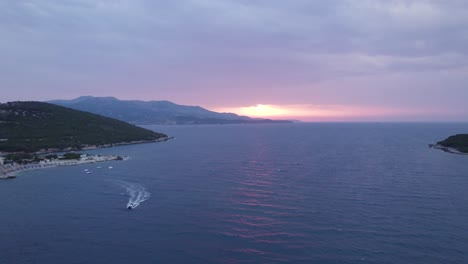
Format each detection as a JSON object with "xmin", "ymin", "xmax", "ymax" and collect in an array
[
  {"xmin": 1, "ymin": 2, "xmax": 467, "ymax": 121},
  {"xmin": 237, "ymin": 104, "xmax": 289, "ymax": 117},
  {"xmin": 214, "ymin": 104, "xmax": 439, "ymax": 121}
]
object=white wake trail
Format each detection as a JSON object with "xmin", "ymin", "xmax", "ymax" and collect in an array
[{"xmin": 115, "ymin": 180, "xmax": 150, "ymax": 209}]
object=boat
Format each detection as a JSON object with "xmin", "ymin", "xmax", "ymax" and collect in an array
[{"xmin": 108, "ymin": 166, "xmax": 113, "ymax": 169}]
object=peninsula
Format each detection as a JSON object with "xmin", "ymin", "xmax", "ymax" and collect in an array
[
  {"xmin": 430, "ymin": 134, "xmax": 468, "ymax": 154},
  {"xmin": 0, "ymin": 101, "xmax": 171, "ymax": 178},
  {"xmin": 0, "ymin": 101, "xmax": 169, "ymax": 153}
]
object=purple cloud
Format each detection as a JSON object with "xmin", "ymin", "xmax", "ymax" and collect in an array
[{"xmin": 0, "ymin": 0, "xmax": 467, "ymax": 121}]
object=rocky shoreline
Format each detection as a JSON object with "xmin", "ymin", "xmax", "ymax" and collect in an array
[
  {"xmin": 30, "ymin": 136, "xmax": 174, "ymax": 155},
  {"xmin": 429, "ymin": 144, "xmax": 468, "ymax": 155}
]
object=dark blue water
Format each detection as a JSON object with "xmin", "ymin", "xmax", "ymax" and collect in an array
[{"xmin": 1, "ymin": 123, "xmax": 468, "ymax": 264}]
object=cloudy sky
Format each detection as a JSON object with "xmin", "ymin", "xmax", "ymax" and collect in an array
[{"xmin": 1, "ymin": 0, "xmax": 467, "ymax": 121}]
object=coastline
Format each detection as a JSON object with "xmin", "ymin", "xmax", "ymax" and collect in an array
[
  {"xmin": 31, "ymin": 136, "xmax": 174, "ymax": 155},
  {"xmin": 0, "ymin": 136, "xmax": 173, "ymax": 179},
  {"xmin": 0, "ymin": 155, "xmax": 125, "ymax": 179},
  {"xmin": 429, "ymin": 144, "xmax": 468, "ymax": 155}
]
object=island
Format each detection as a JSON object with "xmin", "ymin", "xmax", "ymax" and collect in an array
[
  {"xmin": 0, "ymin": 101, "xmax": 172, "ymax": 178},
  {"xmin": 430, "ymin": 134, "xmax": 468, "ymax": 154}
]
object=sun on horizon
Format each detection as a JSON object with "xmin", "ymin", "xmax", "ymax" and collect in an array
[
  {"xmin": 212, "ymin": 103, "xmax": 443, "ymax": 122},
  {"xmin": 238, "ymin": 104, "xmax": 289, "ymax": 118}
]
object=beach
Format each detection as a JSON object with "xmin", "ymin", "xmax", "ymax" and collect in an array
[
  {"xmin": 0, "ymin": 154, "xmax": 125, "ymax": 179},
  {"xmin": 0, "ymin": 136, "xmax": 173, "ymax": 179}
]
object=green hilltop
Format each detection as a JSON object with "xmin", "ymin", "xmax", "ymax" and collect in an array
[
  {"xmin": 0, "ymin": 101, "xmax": 168, "ymax": 153},
  {"xmin": 437, "ymin": 134, "xmax": 468, "ymax": 153}
]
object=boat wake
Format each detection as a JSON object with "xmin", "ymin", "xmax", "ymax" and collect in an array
[{"xmin": 115, "ymin": 180, "xmax": 150, "ymax": 209}]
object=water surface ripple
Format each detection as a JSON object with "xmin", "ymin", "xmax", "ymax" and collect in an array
[{"xmin": 1, "ymin": 123, "xmax": 468, "ymax": 263}]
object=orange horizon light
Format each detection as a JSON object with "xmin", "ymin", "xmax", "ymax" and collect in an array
[{"xmin": 213, "ymin": 104, "xmax": 429, "ymax": 121}]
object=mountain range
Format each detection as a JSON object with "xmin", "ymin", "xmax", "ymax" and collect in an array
[{"xmin": 49, "ymin": 96, "xmax": 292, "ymax": 125}]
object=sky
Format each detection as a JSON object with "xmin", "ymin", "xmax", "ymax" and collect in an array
[{"xmin": 1, "ymin": 0, "xmax": 467, "ymax": 121}]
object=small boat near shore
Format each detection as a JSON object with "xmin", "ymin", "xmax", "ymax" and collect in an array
[{"xmin": 0, "ymin": 154, "xmax": 127, "ymax": 179}]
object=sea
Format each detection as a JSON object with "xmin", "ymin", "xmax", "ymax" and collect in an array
[{"xmin": 1, "ymin": 123, "xmax": 468, "ymax": 264}]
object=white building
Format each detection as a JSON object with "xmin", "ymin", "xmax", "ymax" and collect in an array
[{"xmin": 0, "ymin": 157, "xmax": 4, "ymax": 165}]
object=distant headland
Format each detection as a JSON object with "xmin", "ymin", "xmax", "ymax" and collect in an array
[
  {"xmin": 49, "ymin": 96, "xmax": 293, "ymax": 125},
  {"xmin": 430, "ymin": 134, "xmax": 468, "ymax": 155}
]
